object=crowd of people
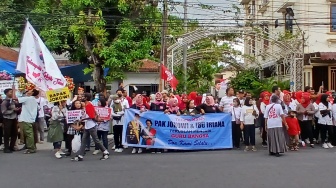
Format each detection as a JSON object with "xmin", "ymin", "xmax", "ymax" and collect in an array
[{"xmin": 0, "ymin": 84, "xmax": 335, "ymax": 160}]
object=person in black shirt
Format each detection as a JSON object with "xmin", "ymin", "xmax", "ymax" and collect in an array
[{"xmin": 197, "ymin": 96, "xmax": 221, "ymax": 113}]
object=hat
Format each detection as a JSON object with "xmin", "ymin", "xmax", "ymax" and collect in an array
[
  {"xmin": 238, "ymin": 90, "xmax": 244, "ymax": 94},
  {"xmin": 161, "ymin": 90, "xmax": 168, "ymax": 94}
]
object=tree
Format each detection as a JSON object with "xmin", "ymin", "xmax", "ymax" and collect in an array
[{"xmin": 0, "ymin": 0, "xmax": 190, "ymax": 93}]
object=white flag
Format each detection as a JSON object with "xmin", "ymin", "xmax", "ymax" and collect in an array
[{"xmin": 16, "ymin": 21, "xmax": 66, "ymax": 91}]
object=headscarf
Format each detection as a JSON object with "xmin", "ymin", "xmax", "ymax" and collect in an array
[
  {"xmin": 154, "ymin": 92, "xmax": 164, "ymax": 105},
  {"xmin": 260, "ymin": 91, "xmax": 271, "ymax": 105},
  {"xmin": 326, "ymin": 91, "xmax": 334, "ymax": 104},
  {"xmin": 134, "ymin": 94, "xmax": 143, "ymax": 108},
  {"xmin": 188, "ymin": 92, "xmax": 197, "ymax": 101},
  {"xmin": 205, "ymin": 96, "xmax": 215, "ymax": 106},
  {"xmin": 295, "ymin": 91, "xmax": 303, "ymax": 102},
  {"xmin": 179, "ymin": 94, "xmax": 188, "ymax": 110},
  {"xmin": 282, "ymin": 90, "xmax": 291, "ymax": 106},
  {"xmin": 195, "ymin": 95, "xmax": 203, "ymax": 106},
  {"xmin": 168, "ymin": 97, "xmax": 179, "ymax": 112},
  {"xmin": 315, "ymin": 94, "xmax": 322, "ymax": 104},
  {"xmin": 291, "ymin": 91, "xmax": 296, "ymax": 100},
  {"xmin": 300, "ymin": 93, "xmax": 311, "ymax": 108},
  {"xmin": 321, "ymin": 94, "xmax": 329, "ymax": 107}
]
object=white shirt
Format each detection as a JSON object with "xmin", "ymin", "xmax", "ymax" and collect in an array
[
  {"xmin": 36, "ymin": 97, "xmax": 47, "ymax": 118},
  {"xmin": 264, "ymin": 103, "xmax": 284, "ymax": 129},
  {"xmin": 318, "ymin": 102, "xmax": 333, "ymax": 125},
  {"xmin": 313, "ymin": 102, "xmax": 319, "ymax": 118},
  {"xmin": 260, "ymin": 102, "xmax": 267, "ymax": 114},
  {"xmin": 18, "ymin": 96, "xmax": 38, "ymax": 123},
  {"xmin": 240, "ymin": 105, "xmax": 259, "ymax": 125},
  {"xmin": 110, "ymin": 97, "xmax": 130, "ymax": 109},
  {"xmin": 219, "ymin": 96, "xmax": 236, "ymax": 113},
  {"xmin": 231, "ymin": 106, "xmax": 242, "ymax": 121}
]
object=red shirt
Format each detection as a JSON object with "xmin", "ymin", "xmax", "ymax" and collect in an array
[
  {"xmin": 126, "ymin": 96, "xmax": 132, "ymax": 107},
  {"xmin": 85, "ymin": 102, "xmax": 96, "ymax": 119},
  {"xmin": 285, "ymin": 117, "xmax": 301, "ymax": 136}
]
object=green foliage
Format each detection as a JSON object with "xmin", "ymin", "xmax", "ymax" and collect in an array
[
  {"xmin": 229, "ymin": 69, "xmax": 290, "ymax": 97},
  {"xmin": 174, "ymin": 60, "xmax": 223, "ymax": 94},
  {"xmin": 0, "ymin": 0, "xmax": 192, "ymax": 92}
]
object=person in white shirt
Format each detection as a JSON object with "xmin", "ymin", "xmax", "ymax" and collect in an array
[
  {"xmin": 240, "ymin": 97, "xmax": 259, "ymax": 151},
  {"xmin": 34, "ymin": 94, "xmax": 48, "ymax": 143},
  {"xmin": 264, "ymin": 95, "xmax": 288, "ymax": 157},
  {"xmin": 17, "ymin": 89, "xmax": 39, "ymax": 154},
  {"xmin": 111, "ymin": 95, "xmax": 127, "ymax": 152},
  {"xmin": 231, "ymin": 98, "xmax": 242, "ymax": 149},
  {"xmin": 219, "ymin": 87, "xmax": 236, "ymax": 113},
  {"xmin": 318, "ymin": 94, "xmax": 334, "ymax": 149}
]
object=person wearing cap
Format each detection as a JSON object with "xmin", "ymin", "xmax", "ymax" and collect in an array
[
  {"xmin": 285, "ymin": 110, "xmax": 301, "ymax": 151},
  {"xmin": 16, "ymin": 89, "xmax": 39, "ymax": 154}
]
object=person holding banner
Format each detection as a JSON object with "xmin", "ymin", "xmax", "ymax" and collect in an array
[
  {"xmin": 47, "ymin": 101, "xmax": 67, "ymax": 159},
  {"xmin": 183, "ymin": 100, "xmax": 201, "ymax": 115},
  {"xmin": 111, "ymin": 95, "xmax": 126, "ymax": 152},
  {"xmin": 164, "ymin": 98, "xmax": 181, "ymax": 115},
  {"xmin": 65, "ymin": 100, "xmax": 84, "ymax": 156},
  {"xmin": 197, "ymin": 96, "xmax": 221, "ymax": 114},
  {"xmin": 72, "ymin": 93, "xmax": 109, "ymax": 161},
  {"xmin": 93, "ymin": 98, "xmax": 110, "ymax": 155},
  {"xmin": 150, "ymin": 92, "xmax": 166, "ymax": 112}
]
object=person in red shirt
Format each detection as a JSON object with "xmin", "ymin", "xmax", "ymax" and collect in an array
[
  {"xmin": 286, "ymin": 110, "xmax": 301, "ymax": 151},
  {"xmin": 122, "ymin": 90, "xmax": 133, "ymax": 106},
  {"xmin": 72, "ymin": 93, "xmax": 110, "ymax": 161}
]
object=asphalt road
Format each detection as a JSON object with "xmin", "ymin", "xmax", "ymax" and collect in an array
[{"xmin": 1, "ymin": 135, "xmax": 336, "ymax": 188}]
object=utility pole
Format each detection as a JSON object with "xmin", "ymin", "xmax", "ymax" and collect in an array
[
  {"xmin": 183, "ymin": 0, "xmax": 188, "ymax": 92},
  {"xmin": 159, "ymin": 0, "xmax": 168, "ymax": 91}
]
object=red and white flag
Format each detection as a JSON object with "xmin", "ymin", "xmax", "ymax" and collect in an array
[
  {"xmin": 160, "ymin": 64, "xmax": 179, "ymax": 90},
  {"xmin": 16, "ymin": 21, "xmax": 66, "ymax": 91}
]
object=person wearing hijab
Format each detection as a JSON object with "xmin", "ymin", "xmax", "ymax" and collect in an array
[
  {"xmin": 260, "ymin": 91, "xmax": 271, "ymax": 147},
  {"xmin": 313, "ymin": 94, "xmax": 322, "ymax": 143},
  {"xmin": 179, "ymin": 94, "xmax": 188, "ymax": 112},
  {"xmin": 131, "ymin": 94, "xmax": 149, "ymax": 111},
  {"xmin": 188, "ymin": 92, "xmax": 197, "ymax": 102},
  {"xmin": 240, "ymin": 97, "xmax": 259, "ymax": 151},
  {"xmin": 318, "ymin": 94, "xmax": 334, "ymax": 149},
  {"xmin": 150, "ymin": 92, "xmax": 166, "ymax": 111},
  {"xmin": 165, "ymin": 98, "xmax": 181, "ymax": 115},
  {"xmin": 296, "ymin": 92, "xmax": 315, "ymax": 147},
  {"xmin": 264, "ymin": 95, "xmax": 288, "ymax": 157},
  {"xmin": 196, "ymin": 96, "xmax": 221, "ymax": 113}
]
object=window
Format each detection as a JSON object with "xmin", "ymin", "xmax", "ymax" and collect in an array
[
  {"xmin": 251, "ymin": 35, "xmax": 256, "ymax": 56},
  {"xmin": 331, "ymin": 4, "xmax": 336, "ymax": 32},
  {"xmin": 262, "ymin": 25, "xmax": 269, "ymax": 48}
]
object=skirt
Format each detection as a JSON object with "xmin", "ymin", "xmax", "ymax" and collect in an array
[{"xmin": 267, "ymin": 127, "xmax": 288, "ymax": 153}]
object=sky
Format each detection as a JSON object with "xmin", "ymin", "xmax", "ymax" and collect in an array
[{"xmin": 166, "ymin": 0, "xmax": 244, "ymax": 64}]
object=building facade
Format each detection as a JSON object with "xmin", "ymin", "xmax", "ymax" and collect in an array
[{"xmin": 241, "ymin": 0, "xmax": 336, "ymax": 91}]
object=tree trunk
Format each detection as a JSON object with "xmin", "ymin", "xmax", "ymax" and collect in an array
[{"xmin": 92, "ymin": 65, "xmax": 106, "ymax": 93}]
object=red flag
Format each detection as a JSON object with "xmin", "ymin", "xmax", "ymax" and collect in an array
[{"xmin": 160, "ymin": 64, "xmax": 179, "ymax": 90}]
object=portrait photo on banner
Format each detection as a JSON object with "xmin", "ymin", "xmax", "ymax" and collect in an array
[{"xmin": 122, "ymin": 109, "xmax": 233, "ymax": 150}]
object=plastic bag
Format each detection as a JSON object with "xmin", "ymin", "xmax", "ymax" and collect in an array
[{"xmin": 72, "ymin": 133, "xmax": 82, "ymax": 153}]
